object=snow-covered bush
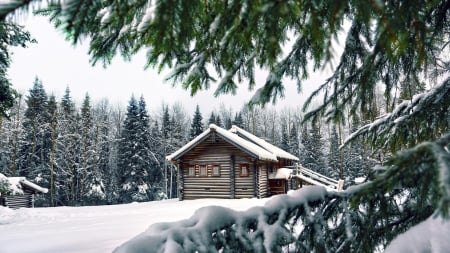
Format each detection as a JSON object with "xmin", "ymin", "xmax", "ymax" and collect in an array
[{"xmin": 0, "ymin": 174, "xmax": 11, "ymax": 195}]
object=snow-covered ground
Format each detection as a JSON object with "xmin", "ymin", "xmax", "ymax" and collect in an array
[{"xmin": 0, "ymin": 198, "xmax": 268, "ymax": 253}]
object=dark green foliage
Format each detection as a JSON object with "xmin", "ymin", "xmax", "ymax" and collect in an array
[
  {"xmin": 343, "ymin": 117, "xmax": 368, "ymax": 183},
  {"xmin": 0, "ymin": 21, "xmax": 34, "ymax": 118},
  {"xmin": 288, "ymin": 123, "xmax": 299, "ymax": 158},
  {"xmin": 215, "ymin": 115, "xmax": 223, "ymax": 128},
  {"xmin": 328, "ymin": 125, "xmax": 341, "ymax": 178},
  {"xmin": 208, "ymin": 112, "xmax": 216, "ymax": 125},
  {"xmin": 280, "ymin": 122, "xmax": 289, "ymax": 152},
  {"xmin": 189, "ymin": 105, "xmax": 204, "ymax": 139},
  {"xmin": 232, "ymin": 112, "xmax": 244, "ymax": 128},
  {"xmin": 117, "ymin": 95, "xmax": 153, "ymax": 203},
  {"xmin": 17, "ymin": 78, "xmax": 53, "ymax": 206}
]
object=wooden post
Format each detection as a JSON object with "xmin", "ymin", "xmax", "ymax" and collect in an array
[
  {"xmin": 253, "ymin": 160, "xmax": 258, "ymax": 198},
  {"xmin": 178, "ymin": 161, "xmax": 184, "ymax": 201},
  {"xmin": 230, "ymin": 155, "xmax": 235, "ymax": 199}
]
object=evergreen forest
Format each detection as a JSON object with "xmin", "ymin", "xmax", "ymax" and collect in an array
[{"xmin": 0, "ymin": 77, "xmax": 373, "ymax": 207}]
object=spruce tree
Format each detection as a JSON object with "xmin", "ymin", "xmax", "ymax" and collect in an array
[
  {"xmin": 301, "ymin": 122, "xmax": 326, "ymax": 175},
  {"xmin": 224, "ymin": 117, "xmax": 232, "ymax": 130},
  {"xmin": 344, "ymin": 116, "xmax": 367, "ymax": 183},
  {"xmin": 117, "ymin": 95, "xmax": 150, "ymax": 203},
  {"xmin": 328, "ymin": 124, "xmax": 341, "ymax": 179},
  {"xmin": 137, "ymin": 95, "xmax": 161, "ymax": 200},
  {"xmin": 280, "ymin": 122, "xmax": 289, "ymax": 152},
  {"xmin": 47, "ymin": 94, "xmax": 58, "ymax": 206},
  {"xmin": 215, "ymin": 114, "xmax": 222, "ymax": 128},
  {"xmin": 232, "ymin": 112, "xmax": 244, "ymax": 128},
  {"xmin": 288, "ymin": 123, "xmax": 299, "ymax": 158},
  {"xmin": 56, "ymin": 87, "xmax": 81, "ymax": 205},
  {"xmin": 189, "ymin": 105, "xmax": 203, "ymax": 139},
  {"xmin": 79, "ymin": 93, "xmax": 100, "ymax": 204},
  {"xmin": 17, "ymin": 77, "xmax": 52, "ymax": 205},
  {"xmin": 208, "ymin": 112, "xmax": 216, "ymax": 125}
]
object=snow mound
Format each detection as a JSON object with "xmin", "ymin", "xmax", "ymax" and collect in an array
[{"xmin": 385, "ymin": 215, "xmax": 450, "ymax": 253}]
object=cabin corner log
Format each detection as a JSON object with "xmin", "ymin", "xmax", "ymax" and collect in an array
[
  {"xmin": 178, "ymin": 161, "xmax": 184, "ymax": 201},
  {"xmin": 230, "ymin": 155, "xmax": 235, "ymax": 199}
]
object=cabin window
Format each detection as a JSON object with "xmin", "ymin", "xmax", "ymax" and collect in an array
[
  {"xmin": 240, "ymin": 164, "xmax": 249, "ymax": 177},
  {"xmin": 212, "ymin": 165, "xmax": 221, "ymax": 176},
  {"xmin": 188, "ymin": 166, "xmax": 195, "ymax": 177},
  {"xmin": 200, "ymin": 165, "xmax": 207, "ymax": 177}
]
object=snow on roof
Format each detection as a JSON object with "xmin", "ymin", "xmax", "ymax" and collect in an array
[
  {"xmin": 0, "ymin": 173, "xmax": 48, "ymax": 195},
  {"xmin": 230, "ymin": 125, "xmax": 299, "ymax": 161},
  {"xmin": 269, "ymin": 168, "xmax": 292, "ymax": 180},
  {"xmin": 166, "ymin": 124, "xmax": 278, "ymax": 162}
]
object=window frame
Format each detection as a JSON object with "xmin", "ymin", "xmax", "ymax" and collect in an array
[
  {"xmin": 240, "ymin": 164, "xmax": 250, "ymax": 177},
  {"xmin": 187, "ymin": 166, "xmax": 196, "ymax": 177},
  {"xmin": 212, "ymin": 165, "xmax": 221, "ymax": 177},
  {"xmin": 199, "ymin": 165, "xmax": 207, "ymax": 177}
]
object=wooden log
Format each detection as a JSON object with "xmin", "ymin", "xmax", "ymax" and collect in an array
[{"xmin": 230, "ymin": 155, "xmax": 235, "ymax": 199}]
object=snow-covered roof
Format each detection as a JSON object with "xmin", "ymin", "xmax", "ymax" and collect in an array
[
  {"xmin": 230, "ymin": 125, "xmax": 299, "ymax": 161},
  {"xmin": 0, "ymin": 173, "xmax": 48, "ymax": 195},
  {"xmin": 166, "ymin": 124, "xmax": 278, "ymax": 162},
  {"xmin": 269, "ymin": 168, "xmax": 292, "ymax": 180}
]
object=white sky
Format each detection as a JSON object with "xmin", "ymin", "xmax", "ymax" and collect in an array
[{"xmin": 8, "ymin": 15, "xmax": 328, "ymax": 115}]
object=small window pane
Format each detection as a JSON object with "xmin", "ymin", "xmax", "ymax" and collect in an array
[
  {"xmin": 188, "ymin": 166, "xmax": 195, "ymax": 177},
  {"xmin": 240, "ymin": 164, "xmax": 249, "ymax": 177},
  {"xmin": 212, "ymin": 165, "xmax": 220, "ymax": 176},
  {"xmin": 200, "ymin": 166, "xmax": 207, "ymax": 176}
]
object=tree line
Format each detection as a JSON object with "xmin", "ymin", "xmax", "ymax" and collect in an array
[{"xmin": 0, "ymin": 78, "xmax": 375, "ymax": 207}]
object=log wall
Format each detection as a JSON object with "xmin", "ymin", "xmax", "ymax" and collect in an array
[
  {"xmin": 180, "ymin": 134, "xmax": 258, "ymax": 200},
  {"xmin": 1, "ymin": 192, "xmax": 33, "ymax": 209}
]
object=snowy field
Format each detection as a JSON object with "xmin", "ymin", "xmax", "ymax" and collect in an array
[{"xmin": 0, "ymin": 198, "xmax": 268, "ymax": 253}]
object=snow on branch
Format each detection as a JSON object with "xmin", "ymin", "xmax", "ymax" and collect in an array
[
  {"xmin": 342, "ymin": 79, "xmax": 450, "ymax": 150},
  {"xmin": 113, "ymin": 187, "xmax": 331, "ymax": 253}
]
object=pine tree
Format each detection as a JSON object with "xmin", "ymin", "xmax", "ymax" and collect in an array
[
  {"xmin": 288, "ymin": 123, "xmax": 299, "ymax": 158},
  {"xmin": 224, "ymin": 117, "xmax": 232, "ymax": 130},
  {"xmin": 93, "ymin": 99, "xmax": 114, "ymax": 205},
  {"xmin": 79, "ymin": 93, "xmax": 98, "ymax": 204},
  {"xmin": 301, "ymin": 122, "xmax": 326, "ymax": 175},
  {"xmin": 17, "ymin": 77, "xmax": 52, "ymax": 205},
  {"xmin": 344, "ymin": 116, "xmax": 367, "ymax": 183},
  {"xmin": 189, "ymin": 105, "xmax": 203, "ymax": 139},
  {"xmin": 280, "ymin": 122, "xmax": 289, "ymax": 152},
  {"xmin": 208, "ymin": 112, "xmax": 216, "ymax": 125},
  {"xmin": 328, "ymin": 124, "xmax": 341, "ymax": 179},
  {"xmin": 161, "ymin": 105, "xmax": 171, "ymax": 198},
  {"xmin": 56, "ymin": 87, "xmax": 80, "ymax": 205},
  {"xmin": 215, "ymin": 114, "xmax": 222, "ymax": 127},
  {"xmin": 47, "ymin": 94, "xmax": 58, "ymax": 206},
  {"xmin": 232, "ymin": 112, "xmax": 244, "ymax": 128},
  {"xmin": 137, "ymin": 95, "xmax": 161, "ymax": 200},
  {"xmin": 0, "ymin": 93, "xmax": 23, "ymax": 176},
  {"xmin": 117, "ymin": 95, "xmax": 150, "ymax": 203}
]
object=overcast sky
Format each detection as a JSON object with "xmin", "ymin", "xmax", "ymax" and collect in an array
[{"xmin": 8, "ymin": 15, "xmax": 329, "ymax": 115}]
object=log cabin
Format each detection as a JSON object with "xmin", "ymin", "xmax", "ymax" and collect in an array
[
  {"xmin": 0, "ymin": 173, "xmax": 48, "ymax": 209},
  {"xmin": 166, "ymin": 124, "xmax": 299, "ymax": 200}
]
